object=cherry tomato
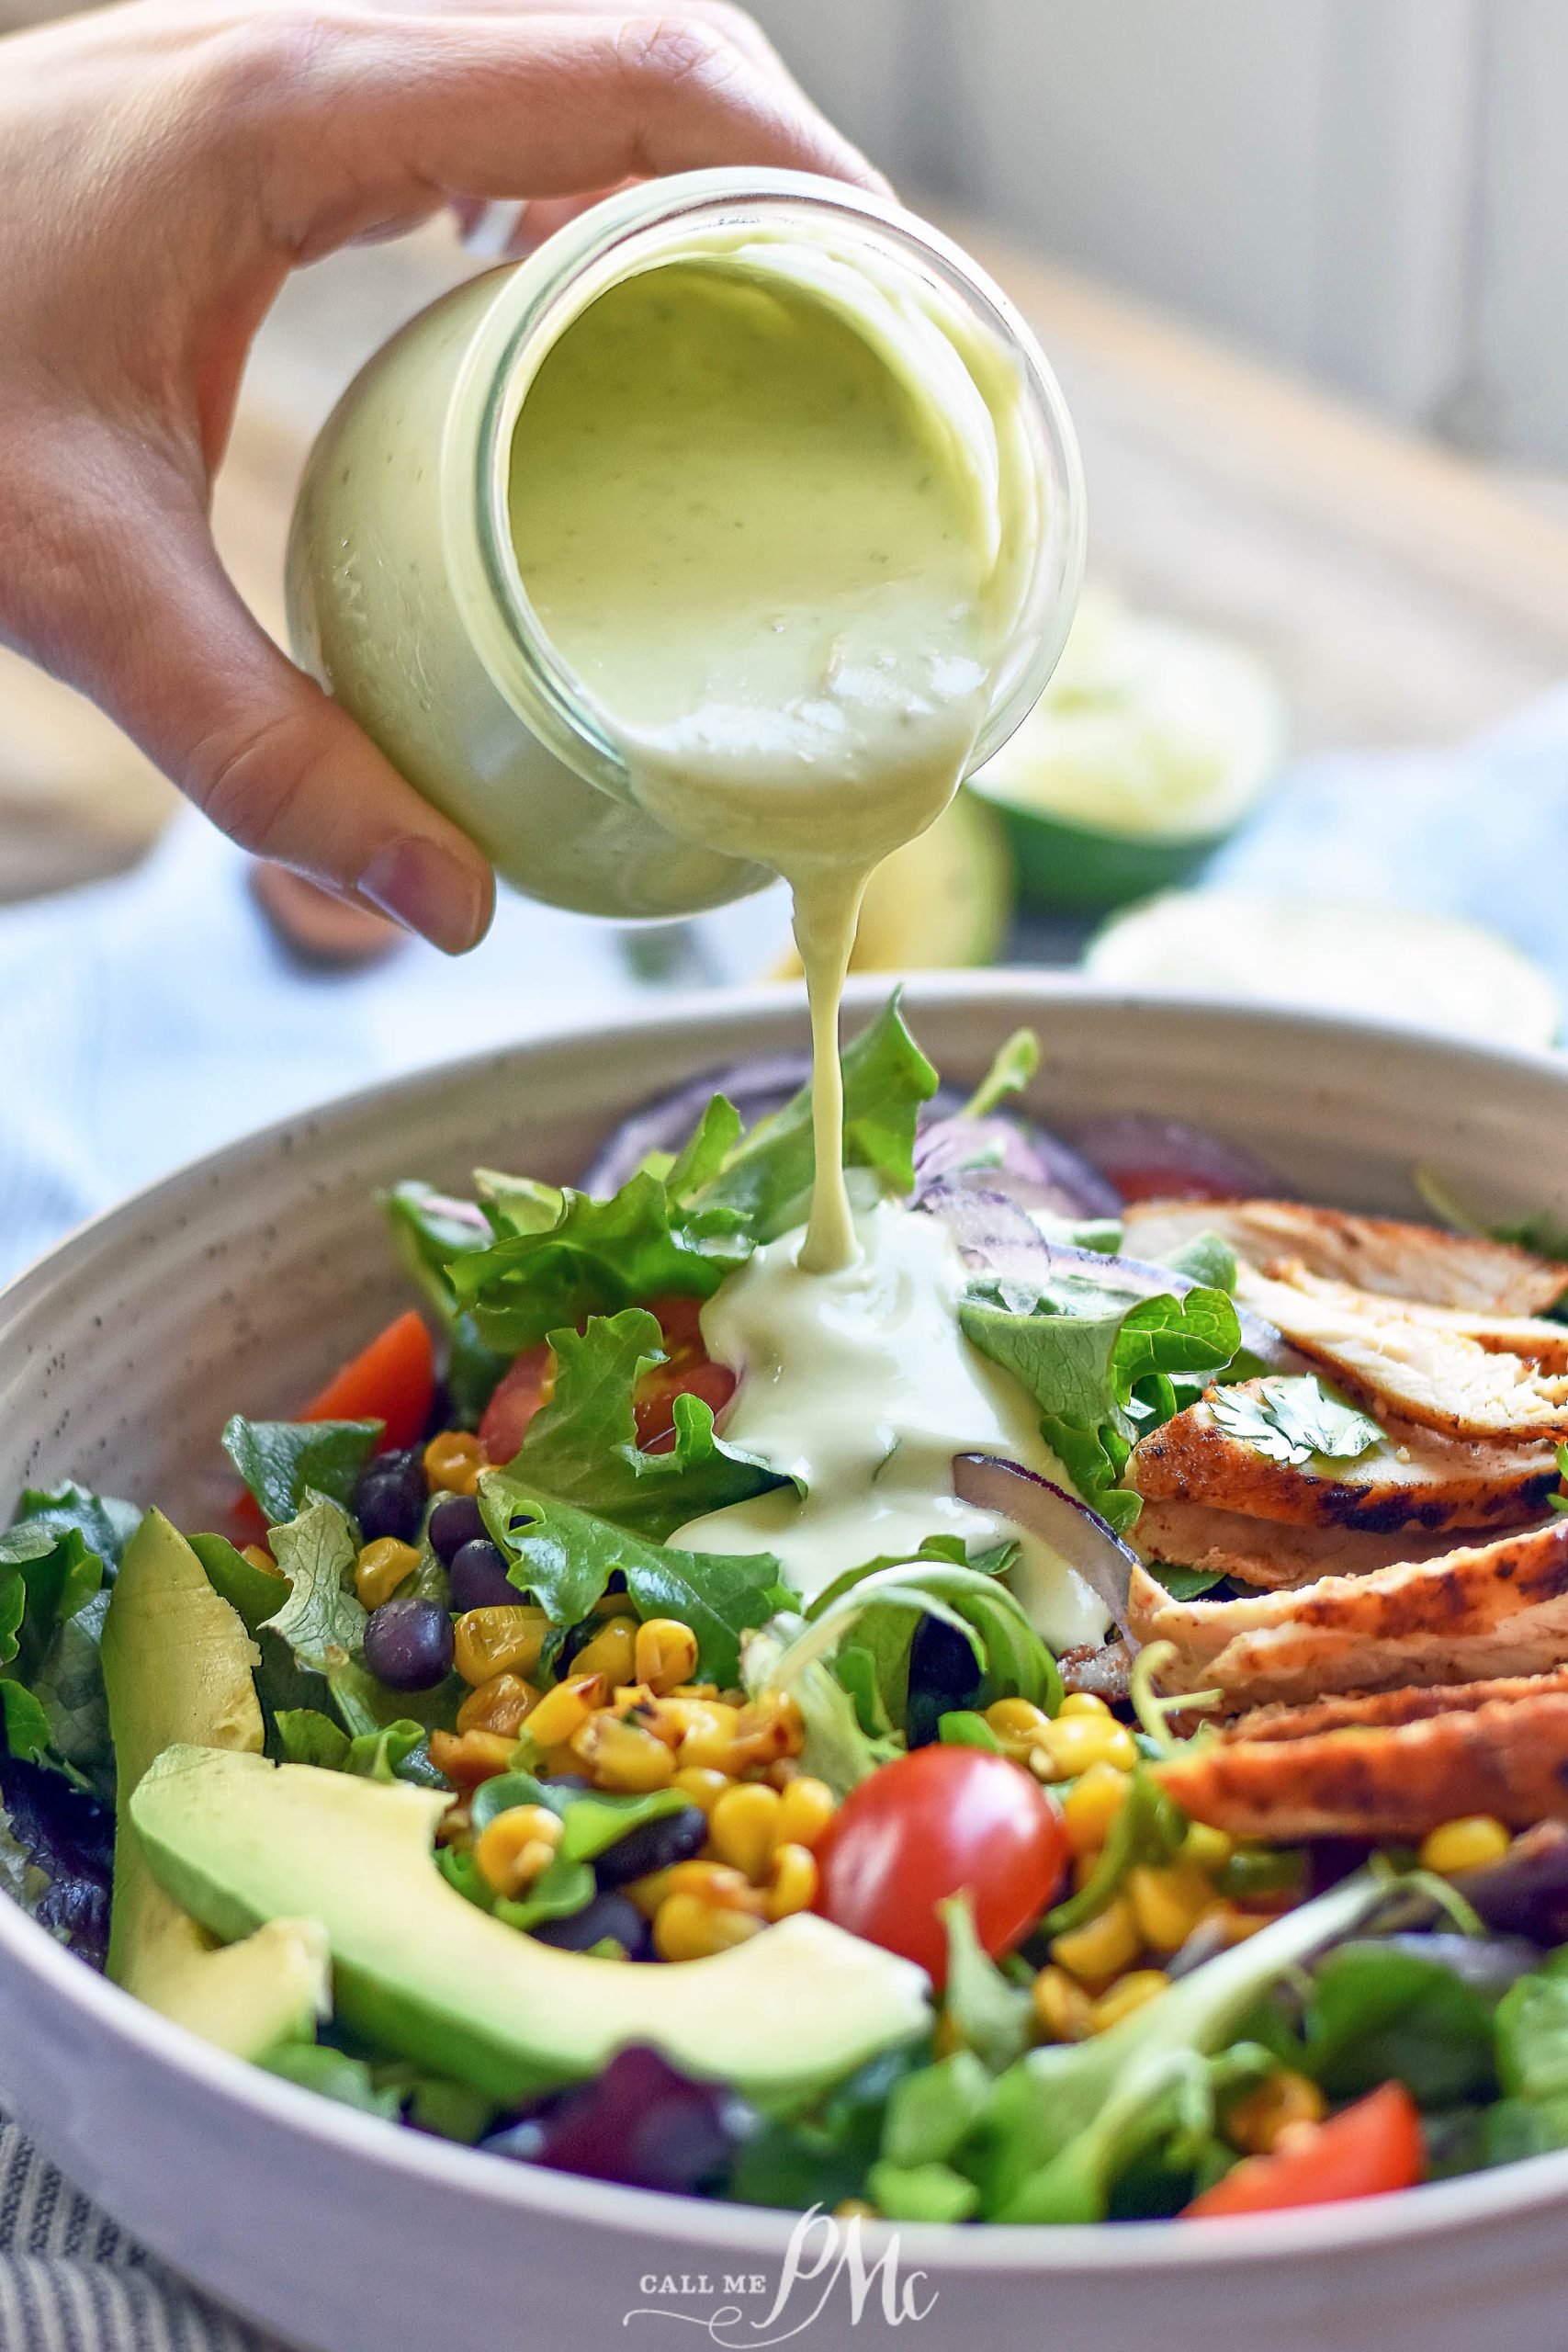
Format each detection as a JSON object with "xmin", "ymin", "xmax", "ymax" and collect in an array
[
  {"xmin": 813, "ymin": 1746, "xmax": 1068, "ymax": 1985},
  {"xmin": 1182, "ymin": 2083, "xmax": 1425, "ymax": 2220},
  {"xmin": 479, "ymin": 1342, "xmax": 555, "ymax": 1464},
  {"xmin": 634, "ymin": 1295, "xmax": 736, "ymax": 1453},
  {"xmin": 478, "ymin": 1295, "xmax": 734, "ymax": 1464}
]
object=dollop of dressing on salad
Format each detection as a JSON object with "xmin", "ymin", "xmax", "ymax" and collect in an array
[
  {"xmin": 673, "ymin": 1201, "xmax": 1108, "ymax": 1652},
  {"xmin": 510, "ymin": 239, "xmax": 1040, "ymax": 1272}
]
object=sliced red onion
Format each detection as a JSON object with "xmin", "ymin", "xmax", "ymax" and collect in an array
[
  {"xmin": 1071, "ymin": 1114, "xmax": 1287, "ymax": 1205},
  {"xmin": 580, "ymin": 1057, "xmax": 814, "ymax": 1195},
  {"xmin": 924, "ymin": 1187, "xmax": 1311, "ymax": 1373},
  {"xmin": 914, "ymin": 1114, "xmax": 1120, "ymax": 1219},
  {"xmin": 953, "ymin": 1453, "xmax": 1141, "ymax": 1640},
  {"xmin": 1452, "ymin": 1821, "xmax": 1568, "ymax": 1941}
]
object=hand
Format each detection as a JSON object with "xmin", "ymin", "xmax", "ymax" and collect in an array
[{"xmin": 0, "ymin": 2, "xmax": 879, "ymax": 952}]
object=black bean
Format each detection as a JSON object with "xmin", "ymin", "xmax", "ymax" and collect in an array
[
  {"xmin": 363, "ymin": 1597, "xmax": 454, "ymax": 1691},
  {"xmin": 904, "ymin": 1613, "xmax": 982, "ymax": 1748},
  {"xmin": 448, "ymin": 1537, "xmax": 518, "ymax": 1613},
  {"xmin": 354, "ymin": 1449, "xmax": 428, "ymax": 1544},
  {"xmin": 592, "ymin": 1806, "xmax": 708, "ymax": 1890},
  {"xmin": 427, "ymin": 1491, "xmax": 486, "ymax": 1565},
  {"xmin": 531, "ymin": 1891, "xmax": 650, "ymax": 1957}
]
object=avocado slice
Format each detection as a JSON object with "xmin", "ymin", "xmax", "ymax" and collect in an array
[
  {"xmin": 101, "ymin": 1510, "xmax": 328, "ymax": 2055},
  {"xmin": 131, "ymin": 1745, "xmax": 931, "ymax": 2104}
]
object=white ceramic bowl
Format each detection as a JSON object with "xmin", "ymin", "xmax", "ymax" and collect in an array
[{"xmin": 5, "ymin": 975, "xmax": 1568, "ymax": 2352}]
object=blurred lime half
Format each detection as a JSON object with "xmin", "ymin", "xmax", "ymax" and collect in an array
[
  {"xmin": 1085, "ymin": 888, "xmax": 1561, "ymax": 1050},
  {"xmin": 968, "ymin": 590, "xmax": 1285, "ymax": 912}
]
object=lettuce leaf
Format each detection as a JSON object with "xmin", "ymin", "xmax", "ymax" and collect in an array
[
  {"xmin": 962, "ymin": 1284, "xmax": 1241, "ymax": 1535},
  {"xmin": 0, "ymin": 1501, "xmax": 119, "ymax": 1797},
  {"xmin": 221, "ymin": 1417, "xmax": 381, "ymax": 1530},
  {"xmin": 446, "ymin": 1170, "xmax": 751, "ymax": 1355},
  {"xmin": 500, "ymin": 1308, "xmax": 783, "ymax": 1538},
  {"xmin": 478, "ymin": 1483, "xmax": 794, "ymax": 1686},
  {"xmin": 688, "ymin": 994, "xmax": 938, "ymax": 1238}
]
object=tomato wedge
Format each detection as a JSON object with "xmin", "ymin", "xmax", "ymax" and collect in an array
[
  {"xmin": 232, "ymin": 1310, "xmax": 435, "ymax": 1533},
  {"xmin": 1182, "ymin": 2083, "xmax": 1425, "ymax": 2220},
  {"xmin": 299, "ymin": 1309, "xmax": 435, "ymax": 1452},
  {"xmin": 478, "ymin": 1295, "xmax": 734, "ymax": 1464}
]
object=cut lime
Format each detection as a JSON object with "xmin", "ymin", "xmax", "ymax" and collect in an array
[
  {"xmin": 770, "ymin": 789, "xmax": 1013, "ymax": 978},
  {"xmin": 968, "ymin": 589, "xmax": 1285, "ymax": 912},
  {"xmin": 1085, "ymin": 888, "xmax": 1562, "ymax": 1049}
]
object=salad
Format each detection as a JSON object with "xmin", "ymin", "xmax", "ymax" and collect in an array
[{"xmin": 7, "ymin": 995, "xmax": 1568, "ymax": 2228}]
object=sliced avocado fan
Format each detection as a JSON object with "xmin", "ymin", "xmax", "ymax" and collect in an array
[
  {"xmin": 101, "ymin": 1510, "xmax": 327, "ymax": 2057},
  {"xmin": 131, "ymin": 1745, "xmax": 932, "ymax": 2105}
]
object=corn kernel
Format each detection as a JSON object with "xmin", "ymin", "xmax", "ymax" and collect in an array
[
  {"xmin": 1049, "ymin": 1895, "xmax": 1140, "ymax": 1987},
  {"xmin": 571, "ymin": 1616, "xmax": 639, "ymax": 1688},
  {"xmin": 434, "ymin": 1800, "xmax": 471, "ymax": 1849},
  {"xmin": 631, "ymin": 1860, "xmax": 763, "ymax": 1917},
  {"xmin": 1029, "ymin": 1713, "xmax": 1138, "ymax": 1782},
  {"xmin": 456, "ymin": 1672, "xmax": 537, "ymax": 1738},
  {"xmin": 1128, "ymin": 1861, "xmax": 1216, "ymax": 1955},
  {"xmin": 671, "ymin": 1765, "xmax": 731, "ymax": 1815},
  {"xmin": 353, "ymin": 1535, "xmax": 422, "ymax": 1611},
  {"xmin": 984, "ymin": 1697, "xmax": 1053, "ymax": 1760},
  {"xmin": 765, "ymin": 1758, "xmax": 802, "ymax": 1790},
  {"xmin": 1061, "ymin": 1762, "xmax": 1129, "ymax": 1857},
  {"xmin": 452, "ymin": 1604, "xmax": 548, "ymax": 1688},
  {"xmin": 524, "ymin": 1674, "xmax": 605, "ymax": 1750},
  {"xmin": 834, "ymin": 2200, "xmax": 878, "ymax": 2223},
  {"xmin": 1057, "ymin": 1691, "xmax": 1111, "ymax": 1719},
  {"xmin": 240, "ymin": 1543, "xmax": 280, "ymax": 1576},
  {"xmin": 572, "ymin": 1712, "xmax": 678, "ymax": 1792},
  {"xmin": 428, "ymin": 1728, "xmax": 518, "ymax": 1789},
  {"xmin": 1226, "ymin": 2068, "xmax": 1326, "ymax": 2155},
  {"xmin": 764, "ymin": 1842, "xmax": 818, "ymax": 1921},
  {"xmin": 653, "ymin": 1893, "xmax": 766, "ymax": 1962},
  {"xmin": 636, "ymin": 1618, "xmax": 701, "ymax": 1695},
  {"xmin": 1089, "ymin": 1969, "xmax": 1170, "ymax": 2034},
  {"xmin": 668, "ymin": 1683, "xmax": 721, "ymax": 1702},
  {"xmin": 475, "ymin": 1804, "xmax": 563, "ymax": 1898},
  {"xmin": 732, "ymin": 1693, "xmax": 805, "ymax": 1766},
  {"xmin": 1032, "ymin": 1964, "xmax": 1093, "ymax": 2043},
  {"xmin": 1180, "ymin": 1821, "xmax": 1235, "ymax": 1873},
  {"xmin": 773, "ymin": 1775, "xmax": 836, "ymax": 1854},
  {"xmin": 423, "ymin": 1430, "xmax": 485, "ymax": 1496},
  {"xmin": 1419, "ymin": 1815, "xmax": 1511, "ymax": 1877},
  {"xmin": 709, "ymin": 1782, "xmax": 783, "ymax": 1882},
  {"xmin": 674, "ymin": 1702, "xmax": 743, "ymax": 1772}
]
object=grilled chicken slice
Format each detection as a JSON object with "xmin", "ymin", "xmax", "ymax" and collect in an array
[
  {"xmin": 1127, "ymin": 1384, "xmax": 1561, "ymax": 1533},
  {"xmin": 1128, "ymin": 1518, "xmax": 1568, "ymax": 1705},
  {"xmin": 1122, "ymin": 1198, "xmax": 1566, "ymax": 1317},
  {"xmin": 1243, "ymin": 1267, "xmax": 1568, "ymax": 1372},
  {"xmin": 1133, "ymin": 1497, "xmax": 1468, "ymax": 1591},
  {"xmin": 1156, "ymin": 1671, "xmax": 1568, "ymax": 1839},
  {"xmin": 1234, "ymin": 1268, "xmax": 1568, "ymax": 1440}
]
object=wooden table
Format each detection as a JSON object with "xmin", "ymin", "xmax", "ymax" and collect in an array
[{"xmin": 6, "ymin": 214, "xmax": 1568, "ymax": 903}]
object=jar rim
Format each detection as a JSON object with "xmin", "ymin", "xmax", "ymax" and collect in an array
[{"xmin": 444, "ymin": 166, "xmax": 1087, "ymax": 803}]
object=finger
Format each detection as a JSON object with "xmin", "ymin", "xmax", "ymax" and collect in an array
[
  {"xmin": 247, "ymin": 9, "xmax": 885, "ymax": 248},
  {"xmin": 36, "ymin": 456, "xmax": 494, "ymax": 954}
]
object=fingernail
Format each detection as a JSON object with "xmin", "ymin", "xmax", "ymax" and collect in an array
[{"xmin": 356, "ymin": 837, "xmax": 493, "ymax": 955}]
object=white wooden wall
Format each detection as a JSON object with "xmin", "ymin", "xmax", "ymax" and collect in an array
[{"xmin": 750, "ymin": 0, "xmax": 1568, "ymax": 468}]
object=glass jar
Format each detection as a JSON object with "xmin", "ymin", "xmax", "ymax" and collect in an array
[{"xmin": 286, "ymin": 168, "xmax": 1086, "ymax": 922}]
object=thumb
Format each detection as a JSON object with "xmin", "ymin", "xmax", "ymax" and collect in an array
[{"xmin": 62, "ymin": 471, "xmax": 496, "ymax": 955}]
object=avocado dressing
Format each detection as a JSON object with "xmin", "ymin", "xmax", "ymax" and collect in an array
[{"xmin": 510, "ymin": 232, "xmax": 1100, "ymax": 1641}]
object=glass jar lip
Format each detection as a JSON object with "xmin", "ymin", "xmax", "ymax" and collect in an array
[{"xmin": 447, "ymin": 166, "xmax": 1087, "ymax": 798}]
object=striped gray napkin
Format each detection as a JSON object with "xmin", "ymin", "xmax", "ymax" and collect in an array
[{"xmin": 0, "ymin": 2120, "xmax": 275, "ymax": 2352}]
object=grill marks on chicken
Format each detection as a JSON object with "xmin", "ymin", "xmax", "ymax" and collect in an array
[
  {"xmin": 1129, "ymin": 1386, "xmax": 1561, "ymax": 1535},
  {"xmin": 1121, "ymin": 1198, "xmax": 1567, "ymax": 1317},
  {"xmin": 1129, "ymin": 1521, "xmax": 1568, "ymax": 1706},
  {"xmin": 1155, "ymin": 1671, "xmax": 1568, "ymax": 1840}
]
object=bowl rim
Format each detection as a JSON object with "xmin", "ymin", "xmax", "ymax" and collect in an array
[{"xmin": 6, "ymin": 968, "xmax": 1568, "ymax": 2277}]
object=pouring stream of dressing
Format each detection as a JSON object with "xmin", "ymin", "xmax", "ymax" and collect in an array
[{"xmin": 507, "ymin": 233, "xmax": 1100, "ymax": 1639}]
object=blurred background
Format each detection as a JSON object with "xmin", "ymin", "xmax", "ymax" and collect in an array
[{"xmin": 3, "ymin": 0, "xmax": 1568, "ymax": 1264}]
